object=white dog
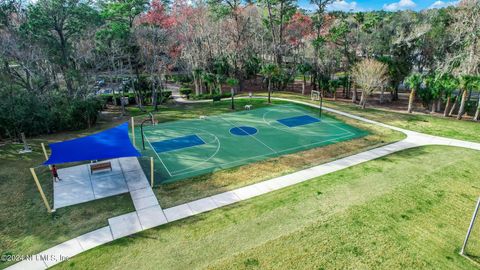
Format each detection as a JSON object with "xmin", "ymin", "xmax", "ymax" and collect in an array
[
  {"xmin": 245, "ymin": 105, "xmax": 252, "ymax": 110},
  {"xmin": 199, "ymin": 115, "xmax": 207, "ymax": 120}
]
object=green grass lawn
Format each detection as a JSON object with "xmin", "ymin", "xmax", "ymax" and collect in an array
[
  {"xmin": 52, "ymin": 146, "xmax": 480, "ymax": 269},
  {"xmin": 245, "ymin": 92, "xmax": 480, "ymax": 143},
  {"xmin": 2, "ymin": 96, "xmax": 479, "ymax": 269}
]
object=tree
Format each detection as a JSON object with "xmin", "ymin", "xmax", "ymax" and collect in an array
[
  {"xmin": 310, "ymin": 0, "xmax": 334, "ymax": 91},
  {"xmin": 22, "ymin": 0, "xmax": 100, "ymax": 96},
  {"xmin": 473, "ymin": 78, "xmax": 480, "ymax": 121},
  {"xmin": 297, "ymin": 62, "xmax": 312, "ymax": 95},
  {"xmin": 352, "ymin": 59, "xmax": 389, "ymax": 109},
  {"xmin": 260, "ymin": 63, "xmax": 279, "ymax": 104},
  {"xmin": 405, "ymin": 73, "xmax": 423, "ymax": 113},
  {"xmin": 99, "ymin": 0, "xmax": 148, "ymax": 108},
  {"xmin": 137, "ymin": 0, "xmax": 175, "ymax": 111},
  {"xmin": 436, "ymin": 74, "xmax": 458, "ymax": 117},
  {"xmin": 207, "ymin": 0, "xmax": 257, "ymax": 92},
  {"xmin": 457, "ymin": 75, "xmax": 476, "ymax": 119},
  {"xmin": 328, "ymin": 15, "xmax": 355, "ymax": 99},
  {"xmin": 258, "ymin": 0, "xmax": 297, "ymax": 66}
]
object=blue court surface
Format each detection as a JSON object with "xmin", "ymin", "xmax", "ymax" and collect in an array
[
  {"xmin": 229, "ymin": 126, "xmax": 258, "ymax": 136},
  {"xmin": 139, "ymin": 104, "xmax": 368, "ymax": 183},
  {"xmin": 151, "ymin": 135, "xmax": 205, "ymax": 153},
  {"xmin": 277, "ymin": 115, "xmax": 320, "ymax": 127}
]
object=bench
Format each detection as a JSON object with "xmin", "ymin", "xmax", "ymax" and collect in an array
[{"xmin": 90, "ymin": 162, "xmax": 112, "ymax": 174}]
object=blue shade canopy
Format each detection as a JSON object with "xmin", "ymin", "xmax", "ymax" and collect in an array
[{"xmin": 43, "ymin": 122, "xmax": 140, "ymax": 165}]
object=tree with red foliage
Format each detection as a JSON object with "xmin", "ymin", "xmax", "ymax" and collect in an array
[
  {"xmin": 137, "ymin": 0, "xmax": 177, "ymax": 110},
  {"xmin": 285, "ymin": 12, "xmax": 313, "ymax": 47}
]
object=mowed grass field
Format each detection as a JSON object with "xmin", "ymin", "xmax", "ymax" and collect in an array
[
  {"xmin": 54, "ymin": 146, "xmax": 480, "ymax": 270},
  {"xmin": 0, "ymin": 99, "xmax": 400, "ymax": 269}
]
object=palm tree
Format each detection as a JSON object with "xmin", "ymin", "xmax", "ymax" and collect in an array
[
  {"xmin": 328, "ymin": 79, "xmax": 340, "ymax": 100},
  {"xmin": 457, "ymin": 75, "xmax": 475, "ymax": 120},
  {"xmin": 261, "ymin": 63, "xmax": 279, "ymax": 104},
  {"xmin": 297, "ymin": 62, "xmax": 312, "ymax": 95},
  {"xmin": 405, "ymin": 73, "xmax": 423, "ymax": 113},
  {"xmin": 226, "ymin": 78, "xmax": 239, "ymax": 110},
  {"xmin": 472, "ymin": 78, "xmax": 480, "ymax": 121},
  {"xmin": 202, "ymin": 73, "xmax": 216, "ymax": 95},
  {"xmin": 437, "ymin": 74, "xmax": 458, "ymax": 117},
  {"xmin": 424, "ymin": 74, "xmax": 440, "ymax": 113}
]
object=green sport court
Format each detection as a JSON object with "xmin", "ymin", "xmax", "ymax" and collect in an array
[{"xmin": 140, "ymin": 104, "xmax": 368, "ymax": 183}]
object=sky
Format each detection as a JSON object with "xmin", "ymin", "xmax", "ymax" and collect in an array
[{"xmin": 300, "ymin": 0, "xmax": 459, "ymax": 12}]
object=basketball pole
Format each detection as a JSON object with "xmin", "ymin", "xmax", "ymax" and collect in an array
[
  {"xmin": 461, "ymin": 197, "xmax": 480, "ymax": 255},
  {"xmin": 319, "ymin": 93, "xmax": 323, "ymax": 119},
  {"xmin": 131, "ymin": 117, "xmax": 136, "ymax": 147},
  {"xmin": 150, "ymin": 157, "xmax": 154, "ymax": 187},
  {"xmin": 30, "ymin": 168, "xmax": 52, "ymax": 213}
]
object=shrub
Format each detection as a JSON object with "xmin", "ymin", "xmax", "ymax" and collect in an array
[
  {"xmin": 0, "ymin": 86, "xmax": 104, "ymax": 139},
  {"xmin": 192, "ymin": 92, "xmax": 232, "ymax": 100},
  {"xmin": 180, "ymin": 88, "xmax": 192, "ymax": 96}
]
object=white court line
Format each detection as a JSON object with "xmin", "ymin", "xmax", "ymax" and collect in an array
[
  {"xmin": 220, "ymin": 115, "xmax": 278, "ymax": 154},
  {"xmin": 148, "ymin": 105, "xmax": 362, "ymax": 179},
  {"xmin": 145, "ymin": 127, "xmax": 222, "ymax": 176},
  {"xmin": 168, "ymin": 132, "xmax": 358, "ymax": 178},
  {"xmin": 170, "ymin": 135, "xmax": 221, "ymax": 175},
  {"xmin": 262, "ymin": 109, "xmax": 329, "ymax": 137},
  {"xmin": 261, "ymin": 105, "xmax": 354, "ymax": 138},
  {"xmin": 144, "ymin": 133, "xmax": 173, "ymax": 177},
  {"xmin": 276, "ymin": 106, "xmax": 355, "ymax": 135}
]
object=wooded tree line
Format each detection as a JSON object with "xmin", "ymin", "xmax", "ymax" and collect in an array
[{"xmin": 0, "ymin": 0, "xmax": 479, "ymax": 139}]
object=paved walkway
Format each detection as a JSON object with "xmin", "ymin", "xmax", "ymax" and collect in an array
[{"xmin": 7, "ymin": 95, "xmax": 480, "ymax": 270}]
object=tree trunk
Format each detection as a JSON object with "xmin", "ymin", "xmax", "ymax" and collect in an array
[
  {"xmin": 407, "ymin": 88, "xmax": 416, "ymax": 113},
  {"xmin": 359, "ymin": 91, "xmax": 365, "ymax": 108},
  {"xmin": 268, "ymin": 78, "xmax": 272, "ymax": 104},
  {"xmin": 352, "ymin": 84, "xmax": 357, "ymax": 103},
  {"xmin": 474, "ymin": 103, "xmax": 480, "ymax": 121},
  {"xmin": 361, "ymin": 95, "xmax": 367, "ymax": 109},
  {"xmin": 380, "ymin": 87, "xmax": 385, "ymax": 104},
  {"xmin": 392, "ymin": 83, "xmax": 399, "ymax": 101},
  {"xmin": 457, "ymin": 89, "xmax": 468, "ymax": 120},
  {"xmin": 449, "ymin": 95, "xmax": 458, "ymax": 116},
  {"xmin": 217, "ymin": 78, "xmax": 222, "ymax": 94},
  {"xmin": 152, "ymin": 77, "xmax": 158, "ymax": 111},
  {"xmin": 312, "ymin": 72, "xmax": 317, "ymax": 91},
  {"xmin": 431, "ymin": 100, "xmax": 436, "ymax": 113},
  {"xmin": 443, "ymin": 95, "xmax": 451, "ymax": 117},
  {"xmin": 193, "ymin": 72, "xmax": 200, "ymax": 95},
  {"xmin": 345, "ymin": 75, "xmax": 351, "ymax": 99},
  {"xmin": 302, "ymin": 75, "xmax": 306, "ymax": 95}
]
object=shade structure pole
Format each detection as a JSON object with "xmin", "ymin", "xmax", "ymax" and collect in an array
[
  {"xmin": 30, "ymin": 168, "xmax": 52, "ymax": 213},
  {"xmin": 131, "ymin": 117, "xmax": 136, "ymax": 147},
  {"xmin": 150, "ymin": 157, "xmax": 154, "ymax": 187},
  {"xmin": 461, "ymin": 197, "xmax": 480, "ymax": 255},
  {"xmin": 41, "ymin": 143, "xmax": 52, "ymax": 169}
]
